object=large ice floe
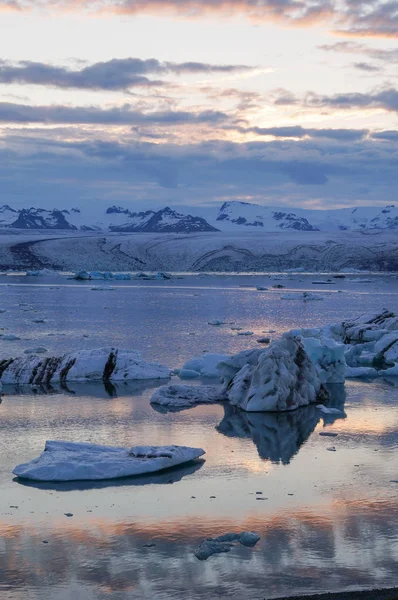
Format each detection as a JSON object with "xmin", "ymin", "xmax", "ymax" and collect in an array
[
  {"xmin": 13, "ymin": 441, "xmax": 205, "ymax": 482},
  {"xmin": 294, "ymin": 310, "xmax": 398, "ymax": 378},
  {"xmin": 0, "ymin": 348, "xmax": 170, "ymax": 385}
]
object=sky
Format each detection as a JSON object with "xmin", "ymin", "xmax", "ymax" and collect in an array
[{"xmin": 0, "ymin": 0, "xmax": 397, "ymax": 212}]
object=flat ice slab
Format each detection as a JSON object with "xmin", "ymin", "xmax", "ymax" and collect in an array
[
  {"xmin": 13, "ymin": 441, "xmax": 205, "ymax": 482},
  {"xmin": 151, "ymin": 384, "xmax": 226, "ymax": 411}
]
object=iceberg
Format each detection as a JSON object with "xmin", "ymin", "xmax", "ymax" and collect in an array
[
  {"xmin": 0, "ymin": 348, "xmax": 170, "ymax": 385},
  {"xmin": 13, "ymin": 441, "xmax": 205, "ymax": 482},
  {"xmin": 221, "ymin": 334, "xmax": 328, "ymax": 412},
  {"xmin": 295, "ymin": 310, "xmax": 398, "ymax": 378},
  {"xmin": 150, "ymin": 384, "xmax": 226, "ymax": 412}
]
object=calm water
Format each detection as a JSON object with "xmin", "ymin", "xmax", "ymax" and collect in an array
[{"xmin": 0, "ymin": 273, "xmax": 397, "ymax": 599}]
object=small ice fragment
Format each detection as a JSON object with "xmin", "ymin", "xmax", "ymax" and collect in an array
[
  {"xmin": 208, "ymin": 320, "xmax": 226, "ymax": 326},
  {"xmin": 1, "ymin": 334, "xmax": 20, "ymax": 341},
  {"xmin": 24, "ymin": 347, "xmax": 48, "ymax": 355},
  {"xmin": 257, "ymin": 337, "xmax": 270, "ymax": 344},
  {"xmin": 316, "ymin": 405, "xmax": 342, "ymax": 414},
  {"xmin": 32, "ymin": 318, "xmax": 46, "ymax": 323},
  {"xmin": 237, "ymin": 331, "xmax": 254, "ymax": 336}
]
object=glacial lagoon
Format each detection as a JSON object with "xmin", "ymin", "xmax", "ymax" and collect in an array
[{"xmin": 0, "ymin": 273, "xmax": 397, "ymax": 599}]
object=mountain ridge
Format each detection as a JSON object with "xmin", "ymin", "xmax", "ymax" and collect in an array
[{"xmin": 0, "ymin": 201, "xmax": 397, "ymax": 233}]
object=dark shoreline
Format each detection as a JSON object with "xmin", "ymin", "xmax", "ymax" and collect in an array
[{"xmin": 266, "ymin": 589, "xmax": 398, "ymax": 600}]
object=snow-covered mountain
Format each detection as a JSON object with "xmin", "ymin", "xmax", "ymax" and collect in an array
[
  {"xmin": 108, "ymin": 207, "xmax": 219, "ymax": 233},
  {"xmin": 214, "ymin": 201, "xmax": 398, "ymax": 232},
  {"xmin": 0, "ymin": 201, "xmax": 397, "ymax": 233}
]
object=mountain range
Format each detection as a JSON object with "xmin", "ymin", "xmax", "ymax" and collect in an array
[{"xmin": 0, "ymin": 201, "xmax": 397, "ymax": 233}]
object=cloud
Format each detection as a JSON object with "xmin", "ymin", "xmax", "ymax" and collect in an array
[
  {"xmin": 0, "ymin": 101, "xmax": 231, "ymax": 125},
  {"xmin": 319, "ymin": 42, "xmax": 398, "ymax": 62},
  {"xmin": 1, "ymin": 0, "xmax": 396, "ymax": 38},
  {"xmin": 352, "ymin": 62, "xmax": 381, "ymax": 72},
  {"xmin": 234, "ymin": 125, "xmax": 368, "ymax": 141},
  {"xmin": 0, "ymin": 58, "xmax": 255, "ymax": 91},
  {"xmin": 303, "ymin": 87, "xmax": 398, "ymax": 112},
  {"xmin": 0, "ymin": 130, "xmax": 397, "ymax": 210},
  {"xmin": 270, "ymin": 86, "xmax": 398, "ymax": 112}
]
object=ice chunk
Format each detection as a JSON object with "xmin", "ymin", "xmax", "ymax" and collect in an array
[
  {"xmin": 208, "ymin": 320, "xmax": 227, "ymax": 326},
  {"xmin": 194, "ymin": 531, "xmax": 260, "ymax": 560},
  {"xmin": 257, "ymin": 337, "xmax": 271, "ymax": 344},
  {"xmin": 237, "ymin": 331, "xmax": 254, "ymax": 336},
  {"xmin": 300, "ymin": 337, "xmax": 346, "ymax": 384},
  {"xmin": 150, "ymin": 384, "xmax": 226, "ymax": 411},
  {"xmin": 180, "ymin": 353, "xmax": 228, "ymax": 379},
  {"xmin": 73, "ymin": 271, "xmax": 91, "ymax": 280},
  {"xmin": 13, "ymin": 441, "xmax": 205, "ymax": 482},
  {"xmin": 224, "ymin": 334, "xmax": 327, "ymax": 412},
  {"xmin": 91, "ymin": 286, "xmax": 115, "ymax": 291},
  {"xmin": 1, "ymin": 334, "xmax": 20, "ymax": 341},
  {"xmin": 24, "ymin": 347, "xmax": 48, "ymax": 355},
  {"xmin": 316, "ymin": 404, "xmax": 342, "ymax": 415},
  {"xmin": 0, "ymin": 348, "xmax": 170, "ymax": 385}
]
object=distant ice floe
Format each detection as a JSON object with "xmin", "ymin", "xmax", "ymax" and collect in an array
[
  {"xmin": 13, "ymin": 441, "xmax": 205, "ymax": 482},
  {"xmin": 0, "ymin": 348, "xmax": 170, "ymax": 385},
  {"xmin": 73, "ymin": 271, "xmax": 173, "ymax": 281},
  {"xmin": 195, "ymin": 532, "xmax": 260, "ymax": 560},
  {"xmin": 24, "ymin": 347, "xmax": 48, "ymax": 355},
  {"xmin": 151, "ymin": 384, "xmax": 226, "ymax": 412},
  {"xmin": 281, "ymin": 292, "xmax": 323, "ymax": 301}
]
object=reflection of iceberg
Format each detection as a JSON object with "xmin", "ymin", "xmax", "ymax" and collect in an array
[
  {"xmin": 2, "ymin": 379, "xmax": 166, "ymax": 399},
  {"xmin": 217, "ymin": 386, "xmax": 346, "ymax": 464},
  {"xmin": 14, "ymin": 458, "xmax": 205, "ymax": 491}
]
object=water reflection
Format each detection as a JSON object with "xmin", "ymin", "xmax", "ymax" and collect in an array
[
  {"xmin": 0, "ymin": 498, "xmax": 397, "ymax": 599},
  {"xmin": 1, "ymin": 379, "xmax": 167, "ymax": 399},
  {"xmin": 14, "ymin": 459, "xmax": 205, "ymax": 492},
  {"xmin": 217, "ymin": 386, "xmax": 346, "ymax": 464}
]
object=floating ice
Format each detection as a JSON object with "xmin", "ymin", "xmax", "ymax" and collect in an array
[
  {"xmin": 24, "ymin": 347, "xmax": 48, "ymax": 355},
  {"xmin": 1, "ymin": 334, "xmax": 20, "ymax": 341},
  {"xmin": 237, "ymin": 331, "xmax": 254, "ymax": 336},
  {"xmin": 150, "ymin": 384, "xmax": 226, "ymax": 411},
  {"xmin": 208, "ymin": 320, "xmax": 227, "ymax": 326},
  {"xmin": 91, "ymin": 286, "xmax": 115, "ymax": 291},
  {"xmin": 221, "ymin": 334, "xmax": 327, "ymax": 412},
  {"xmin": 13, "ymin": 441, "xmax": 205, "ymax": 482},
  {"xmin": 180, "ymin": 353, "xmax": 228, "ymax": 379},
  {"xmin": 0, "ymin": 348, "xmax": 170, "ymax": 385},
  {"xmin": 195, "ymin": 532, "xmax": 260, "ymax": 560},
  {"xmin": 316, "ymin": 404, "xmax": 343, "ymax": 415}
]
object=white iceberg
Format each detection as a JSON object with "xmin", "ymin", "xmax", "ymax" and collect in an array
[
  {"xmin": 150, "ymin": 384, "xmax": 226, "ymax": 411},
  {"xmin": 222, "ymin": 334, "xmax": 327, "ymax": 412},
  {"xmin": 0, "ymin": 348, "xmax": 170, "ymax": 385},
  {"xmin": 180, "ymin": 353, "xmax": 228, "ymax": 379},
  {"xmin": 13, "ymin": 441, "xmax": 205, "ymax": 482},
  {"xmin": 295, "ymin": 310, "xmax": 398, "ymax": 379}
]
